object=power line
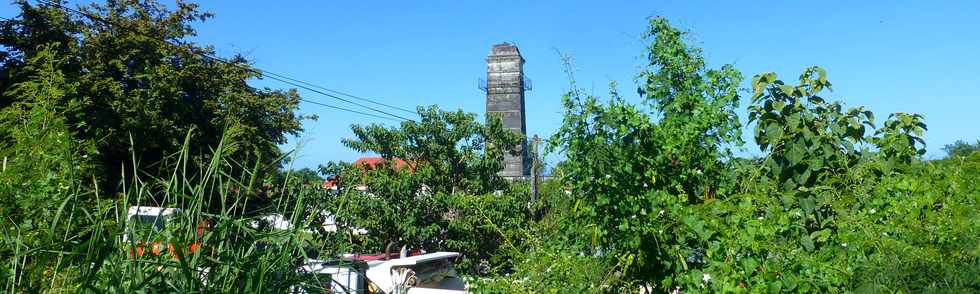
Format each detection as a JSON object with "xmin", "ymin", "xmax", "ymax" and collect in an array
[
  {"xmin": 192, "ymin": 49, "xmax": 415, "ymax": 121},
  {"xmin": 192, "ymin": 50, "xmax": 416, "ymax": 121},
  {"xmin": 293, "ymin": 96, "xmax": 403, "ymax": 122},
  {"xmin": 259, "ymin": 70, "xmax": 417, "ymax": 115},
  {"xmin": 31, "ymin": 0, "xmax": 415, "ymax": 122},
  {"xmin": 2, "ymin": 11, "xmax": 399, "ymax": 122},
  {"xmin": 2, "ymin": 8, "xmax": 411, "ymax": 122}
]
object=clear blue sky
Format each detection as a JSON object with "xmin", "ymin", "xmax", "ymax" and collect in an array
[{"xmin": 4, "ymin": 1, "xmax": 979, "ymax": 170}]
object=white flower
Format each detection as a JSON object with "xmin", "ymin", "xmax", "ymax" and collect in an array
[
  {"xmin": 841, "ymin": 243, "xmax": 848, "ymax": 248},
  {"xmin": 869, "ymin": 208, "xmax": 876, "ymax": 214},
  {"xmin": 605, "ymin": 174, "xmax": 611, "ymax": 179},
  {"xmin": 757, "ymin": 216, "xmax": 764, "ymax": 220},
  {"xmin": 702, "ymin": 273, "xmax": 711, "ymax": 282},
  {"xmin": 671, "ymin": 286, "xmax": 681, "ymax": 294}
]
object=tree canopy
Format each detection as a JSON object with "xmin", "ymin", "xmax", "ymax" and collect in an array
[
  {"xmin": 944, "ymin": 139, "xmax": 980, "ymax": 158},
  {"xmin": 326, "ymin": 105, "xmax": 530, "ymax": 273},
  {"xmin": 0, "ymin": 0, "xmax": 309, "ymax": 190},
  {"xmin": 341, "ymin": 105, "xmax": 521, "ymax": 195}
]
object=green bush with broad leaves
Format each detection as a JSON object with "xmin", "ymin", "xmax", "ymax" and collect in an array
[
  {"xmin": 748, "ymin": 66, "xmax": 875, "ymax": 192},
  {"xmin": 477, "ymin": 16, "xmax": 979, "ymax": 293}
]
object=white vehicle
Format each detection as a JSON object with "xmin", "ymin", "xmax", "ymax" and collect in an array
[
  {"xmin": 126, "ymin": 207, "xmax": 462, "ymax": 293},
  {"xmin": 122, "ymin": 206, "xmax": 181, "ymax": 242},
  {"xmin": 250, "ymin": 213, "xmax": 368, "ymax": 235},
  {"xmin": 297, "ymin": 259, "xmax": 370, "ymax": 293},
  {"xmin": 367, "ymin": 252, "xmax": 466, "ymax": 294},
  {"xmin": 123, "ymin": 206, "xmax": 212, "ymax": 258},
  {"xmin": 297, "ymin": 252, "xmax": 467, "ymax": 294}
]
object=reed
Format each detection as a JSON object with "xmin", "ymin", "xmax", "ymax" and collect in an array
[{"xmin": 1, "ymin": 132, "xmax": 344, "ymax": 293}]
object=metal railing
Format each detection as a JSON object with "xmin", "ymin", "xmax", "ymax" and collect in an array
[{"xmin": 478, "ymin": 76, "xmax": 532, "ymax": 92}]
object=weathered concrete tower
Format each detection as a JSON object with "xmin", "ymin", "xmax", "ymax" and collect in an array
[{"xmin": 483, "ymin": 43, "xmax": 530, "ymax": 179}]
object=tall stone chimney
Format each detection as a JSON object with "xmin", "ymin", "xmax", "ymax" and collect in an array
[{"xmin": 484, "ymin": 43, "xmax": 530, "ymax": 179}]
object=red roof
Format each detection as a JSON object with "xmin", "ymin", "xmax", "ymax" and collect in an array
[
  {"xmin": 321, "ymin": 157, "xmax": 416, "ymax": 190},
  {"xmin": 352, "ymin": 157, "xmax": 413, "ymax": 171},
  {"xmin": 321, "ymin": 177, "xmax": 338, "ymax": 189}
]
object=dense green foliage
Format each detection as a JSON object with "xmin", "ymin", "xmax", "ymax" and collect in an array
[
  {"xmin": 528, "ymin": 16, "xmax": 749, "ymax": 287},
  {"xmin": 0, "ymin": 45, "xmax": 327, "ymax": 292},
  {"xmin": 0, "ymin": 1, "xmax": 976, "ymax": 292},
  {"xmin": 0, "ymin": 0, "xmax": 309, "ymax": 191},
  {"xmin": 327, "ymin": 105, "xmax": 532, "ymax": 273},
  {"xmin": 479, "ymin": 17, "xmax": 979, "ymax": 293},
  {"xmin": 341, "ymin": 105, "xmax": 521, "ymax": 195},
  {"xmin": 0, "ymin": 1, "xmax": 318, "ymax": 292},
  {"xmin": 944, "ymin": 139, "xmax": 980, "ymax": 158},
  {"xmin": 2, "ymin": 132, "xmax": 342, "ymax": 292}
]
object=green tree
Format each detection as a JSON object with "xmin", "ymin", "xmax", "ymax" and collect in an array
[
  {"xmin": 329, "ymin": 105, "xmax": 526, "ymax": 272},
  {"xmin": 0, "ymin": 0, "xmax": 310, "ymax": 192},
  {"xmin": 636, "ymin": 17, "xmax": 744, "ymax": 200},
  {"xmin": 943, "ymin": 139, "xmax": 980, "ymax": 158},
  {"xmin": 545, "ymin": 16, "xmax": 745, "ymax": 288},
  {"xmin": 341, "ymin": 105, "xmax": 521, "ymax": 195},
  {"xmin": 268, "ymin": 167, "xmax": 324, "ymax": 189}
]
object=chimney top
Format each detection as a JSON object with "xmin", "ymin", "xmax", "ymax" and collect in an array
[{"xmin": 490, "ymin": 43, "xmax": 521, "ymax": 56}]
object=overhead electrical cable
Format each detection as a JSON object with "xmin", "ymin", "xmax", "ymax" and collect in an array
[
  {"xmin": 258, "ymin": 70, "xmax": 417, "ymax": 115},
  {"xmin": 33, "ymin": 0, "xmax": 415, "ymax": 122}
]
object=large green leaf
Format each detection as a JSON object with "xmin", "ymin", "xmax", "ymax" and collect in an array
[
  {"xmin": 801, "ymin": 233, "xmax": 815, "ymax": 251},
  {"xmin": 779, "ymin": 85, "xmax": 796, "ymax": 97}
]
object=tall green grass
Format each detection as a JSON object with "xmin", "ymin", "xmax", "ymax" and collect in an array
[{"xmin": 1, "ymin": 132, "xmax": 346, "ymax": 293}]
